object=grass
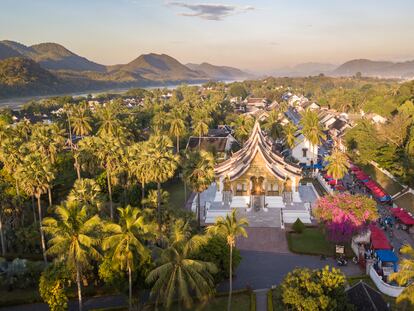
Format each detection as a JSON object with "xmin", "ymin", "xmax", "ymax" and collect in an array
[
  {"xmin": 287, "ymin": 227, "xmax": 353, "ymax": 257},
  {"xmin": 163, "ymin": 178, "xmax": 187, "ymax": 211},
  {"xmin": 0, "ymin": 288, "xmax": 42, "ymax": 307},
  {"xmin": 359, "ymin": 163, "xmax": 403, "ymax": 196},
  {"xmin": 144, "ymin": 291, "xmax": 252, "ymax": 311}
]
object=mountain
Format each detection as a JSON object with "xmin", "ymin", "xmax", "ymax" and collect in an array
[
  {"xmin": 268, "ymin": 62, "xmax": 337, "ymax": 77},
  {"xmin": 333, "ymin": 59, "xmax": 414, "ymax": 78},
  {"xmin": 0, "ymin": 42, "xmax": 23, "ymax": 60},
  {"xmin": 186, "ymin": 62, "xmax": 252, "ymax": 80},
  {"xmin": 110, "ymin": 53, "xmax": 205, "ymax": 81},
  {"xmin": 0, "ymin": 41, "xmax": 106, "ymax": 72},
  {"xmin": 0, "ymin": 57, "xmax": 61, "ymax": 96}
]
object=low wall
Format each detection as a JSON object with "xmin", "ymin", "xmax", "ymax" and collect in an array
[
  {"xmin": 315, "ymin": 172, "xmax": 333, "ymax": 194},
  {"xmin": 283, "ymin": 210, "xmax": 312, "ymax": 224},
  {"xmin": 369, "ymin": 265, "xmax": 404, "ymax": 297}
]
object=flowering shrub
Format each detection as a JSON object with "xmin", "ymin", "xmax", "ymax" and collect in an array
[{"xmin": 313, "ymin": 193, "xmax": 378, "ymax": 242}]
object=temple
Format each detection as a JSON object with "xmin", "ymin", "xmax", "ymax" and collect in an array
[{"xmin": 202, "ymin": 122, "xmax": 314, "ymax": 227}]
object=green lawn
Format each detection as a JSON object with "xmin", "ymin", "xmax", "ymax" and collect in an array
[
  {"xmin": 287, "ymin": 227, "xmax": 353, "ymax": 257},
  {"xmin": 144, "ymin": 291, "xmax": 252, "ymax": 311},
  {"xmin": 163, "ymin": 178, "xmax": 187, "ymax": 211},
  {"xmin": 0, "ymin": 288, "xmax": 41, "ymax": 307},
  {"xmin": 359, "ymin": 163, "xmax": 403, "ymax": 196}
]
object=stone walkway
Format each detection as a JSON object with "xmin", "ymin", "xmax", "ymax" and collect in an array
[
  {"xmin": 237, "ymin": 227, "xmax": 289, "ymax": 253},
  {"xmin": 254, "ymin": 289, "xmax": 268, "ymax": 311},
  {"xmin": 236, "ymin": 209, "xmax": 281, "ymax": 227}
]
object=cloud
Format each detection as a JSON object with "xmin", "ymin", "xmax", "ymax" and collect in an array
[{"xmin": 167, "ymin": 2, "xmax": 254, "ymax": 21}]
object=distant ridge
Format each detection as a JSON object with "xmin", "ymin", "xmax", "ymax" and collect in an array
[
  {"xmin": 333, "ymin": 59, "xmax": 414, "ymax": 78},
  {"xmin": 186, "ymin": 62, "xmax": 252, "ymax": 80}
]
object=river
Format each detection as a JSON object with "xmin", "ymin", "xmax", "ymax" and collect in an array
[{"xmin": 0, "ymin": 82, "xmax": 209, "ymax": 110}]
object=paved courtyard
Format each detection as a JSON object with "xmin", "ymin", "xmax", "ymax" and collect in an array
[
  {"xmin": 236, "ymin": 227, "xmax": 289, "ymax": 253},
  {"xmin": 218, "ymin": 250, "xmax": 363, "ymax": 291}
]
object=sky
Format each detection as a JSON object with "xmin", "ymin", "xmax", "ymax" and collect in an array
[{"xmin": 1, "ymin": 0, "xmax": 414, "ymax": 72}]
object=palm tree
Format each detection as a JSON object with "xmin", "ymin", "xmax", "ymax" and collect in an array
[
  {"xmin": 325, "ymin": 149, "xmax": 349, "ymax": 183},
  {"xmin": 43, "ymin": 203, "xmax": 101, "ymax": 311},
  {"xmin": 141, "ymin": 135, "xmax": 179, "ymax": 227},
  {"xmin": 283, "ymin": 122, "xmax": 298, "ymax": 149},
  {"xmin": 18, "ymin": 153, "xmax": 54, "ymax": 263},
  {"xmin": 146, "ymin": 219, "xmax": 217, "ymax": 309},
  {"xmin": 167, "ymin": 110, "xmax": 186, "ymax": 153},
  {"xmin": 183, "ymin": 151, "xmax": 215, "ymax": 229},
  {"xmin": 127, "ymin": 143, "xmax": 151, "ymax": 202},
  {"xmin": 67, "ymin": 178, "xmax": 104, "ymax": 214},
  {"xmin": 96, "ymin": 103, "xmax": 122, "ymax": 138},
  {"xmin": 300, "ymin": 109, "xmax": 326, "ymax": 161},
  {"xmin": 389, "ymin": 245, "xmax": 414, "ymax": 305},
  {"xmin": 206, "ymin": 210, "xmax": 249, "ymax": 311},
  {"xmin": 71, "ymin": 103, "xmax": 92, "ymax": 180},
  {"xmin": 103, "ymin": 206, "xmax": 156, "ymax": 310},
  {"xmin": 231, "ymin": 115, "xmax": 254, "ymax": 144},
  {"xmin": 192, "ymin": 112, "xmax": 211, "ymax": 149},
  {"xmin": 71, "ymin": 103, "xmax": 92, "ymax": 137},
  {"xmin": 262, "ymin": 110, "xmax": 284, "ymax": 141}
]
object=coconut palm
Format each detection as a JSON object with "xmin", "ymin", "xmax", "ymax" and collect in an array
[
  {"xmin": 283, "ymin": 122, "xmax": 298, "ymax": 149},
  {"xmin": 325, "ymin": 149, "xmax": 349, "ymax": 182},
  {"xmin": 103, "ymin": 206, "xmax": 156, "ymax": 310},
  {"xmin": 206, "ymin": 210, "xmax": 249, "ymax": 311},
  {"xmin": 127, "ymin": 143, "xmax": 151, "ymax": 202},
  {"xmin": 71, "ymin": 103, "xmax": 92, "ymax": 137},
  {"xmin": 42, "ymin": 203, "xmax": 102, "ymax": 311},
  {"xmin": 192, "ymin": 112, "xmax": 211, "ymax": 148},
  {"xmin": 389, "ymin": 245, "xmax": 414, "ymax": 305},
  {"xmin": 18, "ymin": 153, "xmax": 54, "ymax": 262},
  {"xmin": 141, "ymin": 135, "xmax": 179, "ymax": 227},
  {"xmin": 96, "ymin": 103, "xmax": 122, "ymax": 138},
  {"xmin": 262, "ymin": 110, "xmax": 284, "ymax": 141},
  {"xmin": 300, "ymin": 109, "xmax": 326, "ymax": 159},
  {"xmin": 167, "ymin": 110, "xmax": 186, "ymax": 153},
  {"xmin": 67, "ymin": 178, "xmax": 104, "ymax": 214},
  {"xmin": 231, "ymin": 115, "xmax": 254, "ymax": 144},
  {"xmin": 0, "ymin": 135, "xmax": 25, "ymax": 197},
  {"xmin": 146, "ymin": 219, "xmax": 216, "ymax": 309},
  {"xmin": 183, "ymin": 151, "xmax": 215, "ymax": 229}
]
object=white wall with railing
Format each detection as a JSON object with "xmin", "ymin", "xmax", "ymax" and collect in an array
[
  {"xmin": 369, "ymin": 265, "xmax": 405, "ymax": 298},
  {"xmin": 315, "ymin": 171, "xmax": 334, "ymax": 193}
]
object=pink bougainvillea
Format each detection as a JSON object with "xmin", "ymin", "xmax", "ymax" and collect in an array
[{"xmin": 313, "ymin": 193, "xmax": 378, "ymax": 242}]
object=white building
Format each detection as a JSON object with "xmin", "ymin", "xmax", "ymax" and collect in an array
[{"xmin": 291, "ymin": 134, "xmax": 319, "ymax": 166}]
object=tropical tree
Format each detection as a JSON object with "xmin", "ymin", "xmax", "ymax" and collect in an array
[
  {"xmin": 389, "ymin": 245, "xmax": 414, "ymax": 305},
  {"xmin": 18, "ymin": 153, "xmax": 55, "ymax": 262},
  {"xmin": 67, "ymin": 178, "xmax": 104, "ymax": 214},
  {"xmin": 231, "ymin": 115, "xmax": 254, "ymax": 144},
  {"xmin": 300, "ymin": 109, "xmax": 326, "ymax": 160},
  {"xmin": 146, "ymin": 219, "xmax": 216, "ymax": 309},
  {"xmin": 42, "ymin": 203, "xmax": 102, "ymax": 311},
  {"xmin": 167, "ymin": 109, "xmax": 186, "ymax": 153},
  {"xmin": 206, "ymin": 210, "xmax": 249, "ymax": 311},
  {"xmin": 96, "ymin": 102, "xmax": 123, "ymax": 138},
  {"xmin": 313, "ymin": 193, "xmax": 378, "ymax": 243},
  {"xmin": 192, "ymin": 111, "xmax": 211, "ymax": 148},
  {"xmin": 262, "ymin": 110, "xmax": 284, "ymax": 141},
  {"xmin": 141, "ymin": 135, "xmax": 179, "ymax": 227},
  {"xmin": 283, "ymin": 122, "xmax": 298, "ymax": 149},
  {"xmin": 325, "ymin": 149, "xmax": 349, "ymax": 182},
  {"xmin": 103, "ymin": 206, "xmax": 156, "ymax": 310},
  {"xmin": 279, "ymin": 266, "xmax": 351, "ymax": 311},
  {"xmin": 127, "ymin": 142, "xmax": 151, "ymax": 203},
  {"xmin": 183, "ymin": 151, "xmax": 215, "ymax": 228}
]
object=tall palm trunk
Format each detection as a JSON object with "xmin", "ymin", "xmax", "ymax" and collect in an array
[
  {"xmin": 0, "ymin": 213, "xmax": 6, "ymax": 256},
  {"xmin": 176, "ymin": 135, "xmax": 180, "ymax": 153},
  {"xmin": 76, "ymin": 261, "xmax": 83, "ymax": 311},
  {"xmin": 141, "ymin": 182, "xmax": 145, "ymax": 206},
  {"xmin": 107, "ymin": 169, "xmax": 113, "ymax": 220},
  {"xmin": 128, "ymin": 260, "xmax": 133, "ymax": 311},
  {"xmin": 47, "ymin": 186, "xmax": 53, "ymax": 207},
  {"xmin": 74, "ymin": 152, "xmax": 81, "ymax": 180},
  {"xmin": 15, "ymin": 178, "xmax": 20, "ymax": 197},
  {"xmin": 197, "ymin": 192, "xmax": 201, "ymax": 229},
  {"xmin": 36, "ymin": 195, "xmax": 47, "ymax": 263},
  {"xmin": 32, "ymin": 196, "xmax": 37, "ymax": 225},
  {"xmin": 228, "ymin": 244, "xmax": 233, "ymax": 311},
  {"xmin": 157, "ymin": 182, "xmax": 161, "ymax": 228}
]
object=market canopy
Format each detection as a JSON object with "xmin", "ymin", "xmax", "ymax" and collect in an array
[
  {"xmin": 392, "ymin": 208, "xmax": 414, "ymax": 225},
  {"xmin": 372, "ymin": 239, "xmax": 392, "ymax": 250},
  {"xmin": 375, "ymin": 250, "xmax": 398, "ymax": 263},
  {"xmin": 370, "ymin": 225, "xmax": 392, "ymax": 250}
]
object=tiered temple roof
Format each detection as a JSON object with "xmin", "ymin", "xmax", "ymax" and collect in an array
[{"xmin": 215, "ymin": 122, "xmax": 302, "ymax": 181}]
